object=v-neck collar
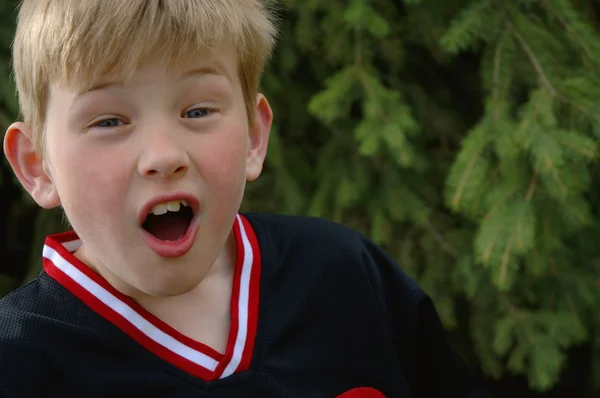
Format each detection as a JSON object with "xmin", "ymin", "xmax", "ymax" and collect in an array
[{"xmin": 41, "ymin": 214, "xmax": 261, "ymax": 381}]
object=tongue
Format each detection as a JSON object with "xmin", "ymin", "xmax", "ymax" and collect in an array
[{"xmin": 144, "ymin": 213, "xmax": 189, "ymax": 241}]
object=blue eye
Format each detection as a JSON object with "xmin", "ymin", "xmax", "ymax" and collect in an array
[
  {"xmin": 95, "ymin": 118, "xmax": 125, "ymax": 128},
  {"xmin": 184, "ymin": 108, "xmax": 211, "ymax": 118}
]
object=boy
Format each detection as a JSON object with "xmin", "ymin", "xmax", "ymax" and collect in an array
[{"xmin": 0, "ymin": 0, "xmax": 488, "ymax": 397}]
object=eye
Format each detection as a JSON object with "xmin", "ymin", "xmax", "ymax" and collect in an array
[
  {"xmin": 183, "ymin": 108, "xmax": 212, "ymax": 119},
  {"xmin": 94, "ymin": 118, "xmax": 125, "ymax": 128}
]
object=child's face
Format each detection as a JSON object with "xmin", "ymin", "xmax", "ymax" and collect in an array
[{"xmin": 36, "ymin": 47, "xmax": 272, "ymax": 297}]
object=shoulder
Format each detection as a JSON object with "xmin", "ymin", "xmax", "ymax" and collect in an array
[
  {"xmin": 243, "ymin": 212, "xmax": 378, "ymax": 272},
  {"xmin": 243, "ymin": 212, "xmax": 425, "ymax": 305},
  {"xmin": 0, "ymin": 276, "xmax": 56, "ymax": 394},
  {"xmin": 0, "ymin": 271, "xmax": 100, "ymax": 355},
  {"xmin": 243, "ymin": 212, "xmax": 365, "ymax": 246},
  {"xmin": 0, "ymin": 276, "xmax": 47, "ymax": 337},
  {"xmin": 0, "ymin": 274, "xmax": 69, "ymax": 350},
  {"xmin": 0, "ymin": 272, "xmax": 98, "ymax": 343}
]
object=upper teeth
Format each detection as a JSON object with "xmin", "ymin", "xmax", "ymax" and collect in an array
[{"xmin": 150, "ymin": 200, "xmax": 189, "ymax": 216}]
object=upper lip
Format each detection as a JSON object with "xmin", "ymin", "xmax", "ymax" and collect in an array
[{"xmin": 138, "ymin": 193, "xmax": 200, "ymax": 226}]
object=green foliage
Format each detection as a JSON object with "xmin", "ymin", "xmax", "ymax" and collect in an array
[{"xmin": 1, "ymin": 0, "xmax": 599, "ymax": 395}]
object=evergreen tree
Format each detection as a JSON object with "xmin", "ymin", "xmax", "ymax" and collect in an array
[{"xmin": 1, "ymin": 0, "xmax": 599, "ymax": 395}]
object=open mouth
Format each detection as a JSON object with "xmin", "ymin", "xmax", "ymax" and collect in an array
[{"xmin": 142, "ymin": 200, "xmax": 194, "ymax": 242}]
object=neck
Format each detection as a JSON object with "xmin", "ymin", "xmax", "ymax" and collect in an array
[{"xmin": 137, "ymin": 233, "xmax": 237, "ymax": 312}]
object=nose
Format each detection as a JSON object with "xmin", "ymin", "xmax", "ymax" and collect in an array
[{"xmin": 137, "ymin": 131, "xmax": 190, "ymax": 179}]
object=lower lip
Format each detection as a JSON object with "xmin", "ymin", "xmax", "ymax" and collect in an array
[{"xmin": 140, "ymin": 217, "xmax": 199, "ymax": 258}]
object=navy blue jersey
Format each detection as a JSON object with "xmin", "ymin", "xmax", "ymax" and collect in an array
[{"xmin": 0, "ymin": 213, "xmax": 488, "ymax": 397}]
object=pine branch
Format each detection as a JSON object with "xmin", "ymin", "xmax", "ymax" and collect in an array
[
  {"xmin": 450, "ymin": 136, "xmax": 492, "ymax": 210},
  {"xmin": 555, "ymin": 92, "xmax": 600, "ymax": 123},
  {"xmin": 542, "ymin": 0, "xmax": 598, "ymax": 66},
  {"xmin": 499, "ymin": 239, "xmax": 513, "ymax": 287},
  {"xmin": 526, "ymin": 175, "xmax": 538, "ymax": 201},
  {"xmin": 354, "ymin": 22, "xmax": 363, "ymax": 69},
  {"xmin": 492, "ymin": 29, "xmax": 507, "ymax": 124},
  {"xmin": 423, "ymin": 221, "xmax": 458, "ymax": 257},
  {"xmin": 483, "ymin": 183, "xmax": 518, "ymax": 223},
  {"xmin": 506, "ymin": 19, "xmax": 600, "ymax": 123},
  {"xmin": 505, "ymin": 20, "xmax": 556, "ymax": 95}
]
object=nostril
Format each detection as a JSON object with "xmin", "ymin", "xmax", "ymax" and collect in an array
[{"xmin": 141, "ymin": 161, "xmax": 188, "ymax": 178}]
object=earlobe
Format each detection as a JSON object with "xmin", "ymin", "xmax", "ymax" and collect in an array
[
  {"xmin": 3, "ymin": 122, "xmax": 60, "ymax": 209},
  {"xmin": 246, "ymin": 94, "xmax": 273, "ymax": 182}
]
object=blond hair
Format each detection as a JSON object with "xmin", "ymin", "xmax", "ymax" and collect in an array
[{"xmin": 13, "ymin": 0, "xmax": 279, "ymax": 153}]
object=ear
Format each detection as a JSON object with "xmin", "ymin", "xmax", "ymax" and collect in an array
[
  {"xmin": 3, "ymin": 122, "xmax": 60, "ymax": 209},
  {"xmin": 246, "ymin": 94, "xmax": 273, "ymax": 182}
]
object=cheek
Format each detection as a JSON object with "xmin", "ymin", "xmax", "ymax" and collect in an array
[
  {"xmin": 203, "ymin": 150, "xmax": 247, "ymax": 198},
  {"xmin": 200, "ymin": 126, "xmax": 249, "ymax": 188},
  {"xmin": 51, "ymin": 148, "xmax": 129, "ymax": 218}
]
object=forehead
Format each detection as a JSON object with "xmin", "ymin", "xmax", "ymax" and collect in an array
[{"xmin": 56, "ymin": 44, "xmax": 239, "ymax": 95}]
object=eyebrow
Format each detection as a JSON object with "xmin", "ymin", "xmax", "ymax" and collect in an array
[{"xmin": 181, "ymin": 66, "xmax": 228, "ymax": 80}]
